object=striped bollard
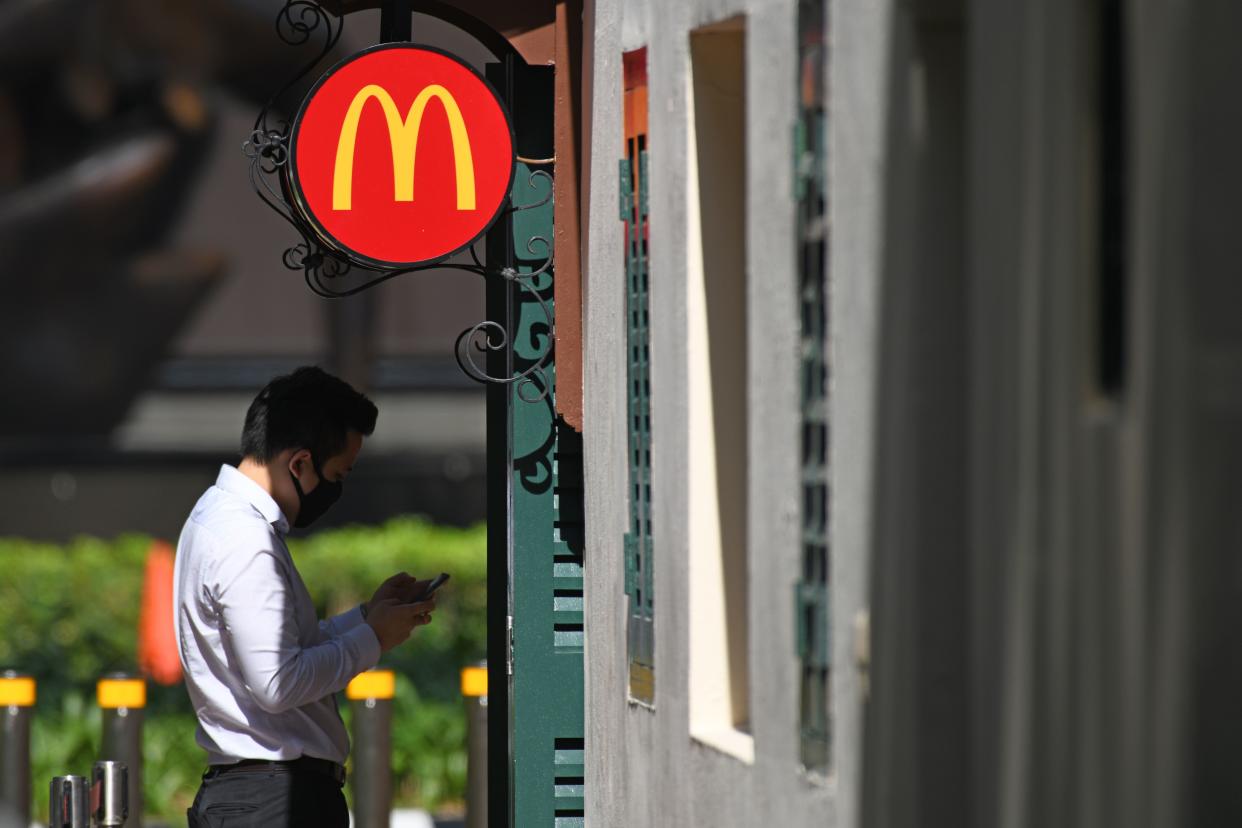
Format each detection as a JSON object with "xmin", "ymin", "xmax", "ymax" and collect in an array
[
  {"xmin": 97, "ymin": 675, "xmax": 144, "ymax": 828},
  {"xmin": 461, "ymin": 663, "xmax": 487, "ymax": 828},
  {"xmin": 0, "ymin": 672, "xmax": 34, "ymax": 828},
  {"xmin": 347, "ymin": 669, "xmax": 394, "ymax": 828}
]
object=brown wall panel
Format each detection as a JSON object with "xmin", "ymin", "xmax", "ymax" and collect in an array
[{"xmin": 554, "ymin": 0, "xmax": 586, "ymax": 430}]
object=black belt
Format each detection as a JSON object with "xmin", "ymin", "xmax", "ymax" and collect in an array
[{"xmin": 209, "ymin": 756, "xmax": 346, "ymax": 786}]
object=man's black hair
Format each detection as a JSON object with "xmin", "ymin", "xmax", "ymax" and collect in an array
[{"xmin": 240, "ymin": 366, "xmax": 377, "ymax": 465}]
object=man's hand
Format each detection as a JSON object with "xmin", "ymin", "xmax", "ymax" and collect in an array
[
  {"xmin": 365, "ymin": 572, "xmax": 436, "ymax": 615},
  {"xmin": 365, "ymin": 598, "xmax": 436, "ymax": 654}
]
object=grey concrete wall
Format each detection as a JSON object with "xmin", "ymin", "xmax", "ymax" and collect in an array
[
  {"xmin": 861, "ymin": 0, "xmax": 1239, "ymax": 826},
  {"xmin": 827, "ymin": 1, "xmax": 895, "ymax": 826},
  {"xmin": 583, "ymin": 0, "xmax": 877, "ymax": 824},
  {"xmin": 859, "ymin": 3, "xmax": 968, "ymax": 827},
  {"xmin": 587, "ymin": 0, "xmax": 1242, "ymax": 826}
]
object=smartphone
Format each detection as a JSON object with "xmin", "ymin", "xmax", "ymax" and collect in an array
[{"xmin": 413, "ymin": 572, "xmax": 450, "ymax": 602}]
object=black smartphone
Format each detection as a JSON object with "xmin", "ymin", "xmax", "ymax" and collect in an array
[{"xmin": 413, "ymin": 572, "xmax": 450, "ymax": 602}]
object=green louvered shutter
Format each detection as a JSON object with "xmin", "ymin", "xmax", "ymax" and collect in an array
[
  {"xmin": 795, "ymin": 0, "xmax": 831, "ymax": 774},
  {"xmin": 620, "ymin": 47, "xmax": 654, "ymax": 705}
]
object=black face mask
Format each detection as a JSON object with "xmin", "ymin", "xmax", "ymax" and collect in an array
[{"xmin": 290, "ymin": 457, "xmax": 343, "ymax": 528}]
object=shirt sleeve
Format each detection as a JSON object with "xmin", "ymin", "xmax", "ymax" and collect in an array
[
  {"xmin": 214, "ymin": 543, "xmax": 381, "ymax": 714},
  {"xmin": 319, "ymin": 604, "xmax": 367, "ymax": 639}
]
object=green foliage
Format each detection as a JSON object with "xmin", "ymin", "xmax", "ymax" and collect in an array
[
  {"xmin": 141, "ymin": 710, "xmax": 205, "ymax": 819},
  {"xmin": 29, "ymin": 692, "xmax": 100, "ymax": 821},
  {"xmin": 0, "ymin": 517, "xmax": 486, "ymax": 821},
  {"xmin": 0, "ymin": 534, "xmax": 153, "ymax": 706}
]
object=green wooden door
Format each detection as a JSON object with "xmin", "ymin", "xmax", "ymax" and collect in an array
[{"xmin": 485, "ymin": 59, "xmax": 584, "ymax": 828}]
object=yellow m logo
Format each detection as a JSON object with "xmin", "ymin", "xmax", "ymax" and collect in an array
[{"xmin": 332, "ymin": 83, "xmax": 477, "ymax": 211}]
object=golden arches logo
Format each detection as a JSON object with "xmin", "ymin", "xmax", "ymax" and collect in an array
[{"xmin": 332, "ymin": 83, "xmax": 477, "ymax": 211}]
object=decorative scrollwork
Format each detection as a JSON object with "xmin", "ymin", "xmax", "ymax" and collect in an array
[
  {"xmin": 255, "ymin": 1, "xmax": 342, "ymax": 136},
  {"xmin": 509, "ymin": 168, "xmax": 554, "ymax": 213},
  {"xmin": 449, "ymin": 171, "xmax": 556, "ymax": 402},
  {"xmin": 454, "ymin": 320, "xmax": 509, "ymax": 381},
  {"xmin": 244, "ymin": 0, "xmax": 358, "ymax": 302},
  {"xmin": 454, "ymin": 255, "xmax": 556, "ymax": 404},
  {"xmin": 244, "ymin": 0, "xmax": 339, "ymax": 234},
  {"xmin": 276, "ymin": 0, "xmax": 335, "ymax": 46},
  {"xmin": 523, "ymin": 235, "xmax": 554, "ymax": 278},
  {"xmin": 243, "ymin": 129, "xmax": 289, "ymax": 173},
  {"xmin": 283, "ymin": 243, "xmax": 350, "ymax": 279},
  {"xmin": 282, "ymin": 243, "xmax": 309, "ymax": 271}
]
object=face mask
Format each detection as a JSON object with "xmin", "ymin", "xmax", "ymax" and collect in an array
[{"xmin": 289, "ymin": 456, "xmax": 343, "ymax": 528}]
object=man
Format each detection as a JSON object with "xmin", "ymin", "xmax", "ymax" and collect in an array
[{"xmin": 176, "ymin": 366, "xmax": 436, "ymax": 828}]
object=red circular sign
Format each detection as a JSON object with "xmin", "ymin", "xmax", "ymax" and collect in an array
[{"xmin": 290, "ymin": 44, "xmax": 514, "ymax": 269}]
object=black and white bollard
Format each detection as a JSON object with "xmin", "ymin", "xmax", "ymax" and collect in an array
[
  {"xmin": 48, "ymin": 775, "xmax": 88, "ymax": 828},
  {"xmin": 346, "ymin": 669, "xmax": 394, "ymax": 828},
  {"xmin": 0, "ymin": 672, "xmax": 34, "ymax": 828},
  {"xmin": 96, "ymin": 675, "xmax": 144, "ymax": 828},
  {"xmin": 461, "ymin": 663, "xmax": 487, "ymax": 828}
]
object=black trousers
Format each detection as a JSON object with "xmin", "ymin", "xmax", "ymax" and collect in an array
[{"xmin": 186, "ymin": 763, "xmax": 349, "ymax": 828}]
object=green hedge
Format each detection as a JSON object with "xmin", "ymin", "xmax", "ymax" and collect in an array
[{"xmin": 0, "ymin": 517, "xmax": 486, "ymax": 822}]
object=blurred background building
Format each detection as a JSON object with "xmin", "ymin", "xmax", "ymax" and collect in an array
[{"xmin": 0, "ymin": 1, "xmax": 491, "ymax": 541}]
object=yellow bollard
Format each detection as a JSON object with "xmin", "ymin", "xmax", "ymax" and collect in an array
[
  {"xmin": 97, "ymin": 674, "xmax": 145, "ymax": 828},
  {"xmin": 346, "ymin": 669, "xmax": 396, "ymax": 828},
  {"xmin": 461, "ymin": 663, "xmax": 488, "ymax": 828},
  {"xmin": 0, "ymin": 672, "xmax": 35, "ymax": 827}
]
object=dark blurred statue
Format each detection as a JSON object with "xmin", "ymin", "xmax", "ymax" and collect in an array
[{"xmin": 0, "ymin": 0, "xmax": 335, "ymax": 445}]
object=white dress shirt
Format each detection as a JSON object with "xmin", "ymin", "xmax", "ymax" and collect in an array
[{"xmin": 173, "ymin": 465, "xmax": 380, "ymax": 766}]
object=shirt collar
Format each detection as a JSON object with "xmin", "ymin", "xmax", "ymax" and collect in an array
[{"xmin": 215, "ymin": 464, "xmax": 291, "ymax": 535}]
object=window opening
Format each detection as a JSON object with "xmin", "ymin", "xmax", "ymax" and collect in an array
[
  {"xmin": 620, "ymin": 47, "xmax": 655, "ymax": 704},
  {"xmin": 687, "ymin": 17, "xmax": 753, "ymax": 760},
  {"xmin": 795, "ymin": 0, "xmax": 831, "ymax": 775}
]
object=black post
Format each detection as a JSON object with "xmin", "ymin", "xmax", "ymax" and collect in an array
[
  {"xmin": 379, "ymin": 0, "xmax": 412, "ymax": 42},
  {"xmin": 0, "ymin": 672, "xmax": 33, "ymax": 828},
  {"xmin": 97, "ymin": 675, "xmax": 144, "ymax": 828},
  {"xmin": 485, "ymin": 52, "xmax": 516, "ymax": 828},
  {"xmin": 347, "ymin": 670, "xmax": 394, "ymax": 828}
]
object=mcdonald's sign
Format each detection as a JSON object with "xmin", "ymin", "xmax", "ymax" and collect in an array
[{"xmin": 289, "ymin": 44, "xmax": 515, "ymax": 269}]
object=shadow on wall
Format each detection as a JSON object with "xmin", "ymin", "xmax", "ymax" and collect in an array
[{"xmin": 862, "ymin": 3, "xmax": 967, "ymax": 827}]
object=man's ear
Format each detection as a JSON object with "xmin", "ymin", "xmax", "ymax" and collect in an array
[{"xmin": 288, "ymin": 448, "xmax": 313, "ymax": 478}]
